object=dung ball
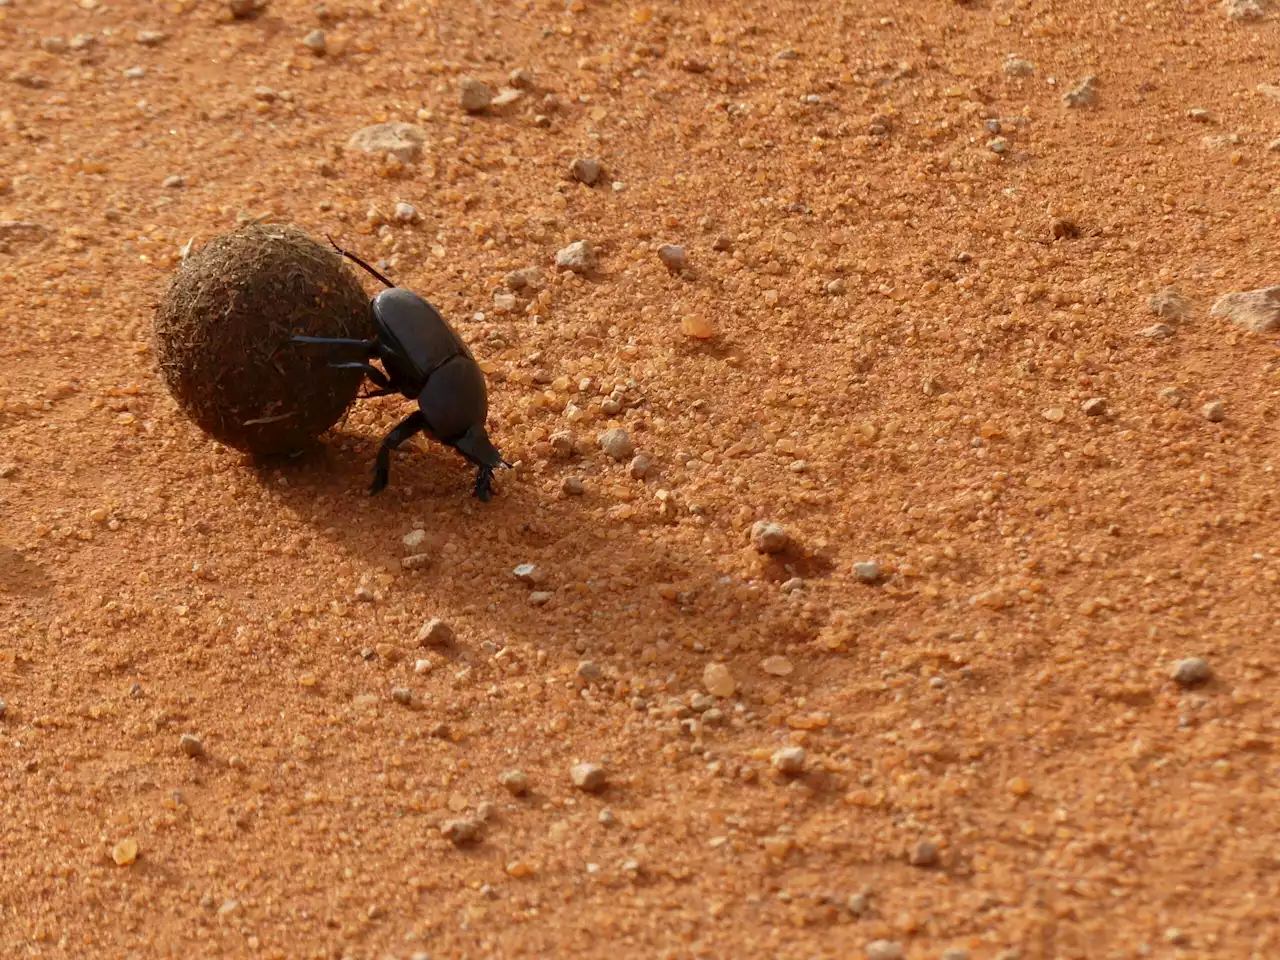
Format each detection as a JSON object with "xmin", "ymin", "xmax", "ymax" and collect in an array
[{"xmin": 153, "ymin": 222, "xmax": 375, "ymax": 456}]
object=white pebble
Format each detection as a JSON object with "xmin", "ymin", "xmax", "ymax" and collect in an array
[
  {"xmin": 865, "ymin": 942, "xmax": 904, "ymax": 960},
  {"xmin": 416, "ymin": 618, "xmax": 454, "ymax": 647},
  {"xmin": 771, "ymin": 746, "xmax": 806, "ymax": 775},
  {"xmin": 598, "ymin": 428, "xmax": 634, "ymax": 461},
  {"xmin": 570, "ymin": 762, "xmax": 608, "ymax": 793},
  {"xmin": 460, "ymin": 77, "xmax": 493, "ymax": 113},
  {"xmin": 556, "ymin": 239, "xmax": 596, "ymax": 274},
  {"xmin": 853, "ymin": 561, "xmax": 881, "ymax": 584},
  {"xmin": 1172, "ymin": 657, "xmax": 1212, "ymax": 687},
  {"xmin": 750, "ymin": 521, "xmax": 789, "ymax": 555}
]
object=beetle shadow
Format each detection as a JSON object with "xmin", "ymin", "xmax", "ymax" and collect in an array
[{"xmin": 240, "ymin": 420, "xmax": 830, "ymax": 667}]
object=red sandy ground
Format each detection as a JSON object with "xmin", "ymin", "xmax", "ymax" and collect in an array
[{"xmin": 2, "ymin": 0, "xmax": 1279, "ymax": 957}]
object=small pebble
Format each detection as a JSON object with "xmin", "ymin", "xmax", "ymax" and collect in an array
[
  {"xmin": 1202, "ymin": 401, "xmax": 1226, "ymax": 423},
  {"xmin": 354, "ymin": 584, "xmax": 375, "ymax": 602},
  {"xmin": 0, "ymin": 697, "xmax": 7, "ymax": 718},
  {"xmin": 1223, "ymin": 0, "xmax": 1265, "ymax": 21},
  {"xmin": 1172, "ymin": 657, "xmax": 1212, "ymax": 687},
  {"xmin": 658, "ymin": 244, "xmax": 687, "ymax": 272},
  {"xmin": 865, "ymin": 941, "xmax": 904, "ymax": 960},
  {"xmin": 1003, "ymin": 56, "xmax": 1034, "ymax": 76},
  {"xmin": 303, "ymin": 29, "xmax": 326, "ymax": 54},
  {"xmin": 576, "ymin": 661, "xmax": 602, "ymax": 683},
  {"xmin": 499, "ymin": 769, "xmax": 530, "ymax": 796},
  {"xmin": 853, "ymin": 561, "xmax": 881, "ymax": 584},
  {"xmin": 761, "ymin": 655, "xmax": 794, "ymax": 677},
  {"xmin": 529, "ymin": 591, "xmax": 553, "ymax": 606},
  {"xmin": 598, "ymin": 428, "xmax": 634, "ymax": 461},
  {"xmin": 598, "ymin": 808, "xmax": 616, "ymax": 826},
  {"xmin": 513, "ymin": 563, "xmax": 541, "ymax": 585},
  {"xmin": 111, "ymin": 838, "xmax": 139, "ymax": 866},
  {"xmin": 712, "ymin": 234, "xmax": 734, "ymax": 251},
  {"xmin": 136, "ymin": 30, "xmax": 167, "ymax": 46},
  {"xmin": 228, "ymin": 0, "xmax": 259, "ymax": 17},
  {"xmin": 556, "ymin": 239, "xmax": 596, "ymax": 274},
  {"xmin": 703, "ymin": 662, "xmax": 737, "ymax": 698},
  {"xmin": 1062, "ymin": 74, "xmax": 1099, "ymax": 108},
  {"xmin": 1149, "ymin": 285, "xmax": 1191, "ymax": 321},
  {"xmin": 569, "ymin": 157, "xmax": 602, "ymax": 185},
  {"xmin": 1139, "ymin": 323, "xmax": 1175, "ymax": 340},
  {"xmin": 403, "ymin": 528, "xmax": 428, "ymax": 552},
  {"xmin": 848, "ymin": 892, "xmax": 870, "ymax": 915},
  {"xmin": 70, "ymin": 34, "xmax": 97, "ymax": 50},
  {"xmin": 162, "ymin": 175, "xmax": 185, "ymax": 189},
  {"xmin": 459, "ymin": 77, "xmax": 493, "ymax": 113},
  {"xmin": 391, "ymin": 687, "xmax": 413, "ymax": 706},
  {"xmin": 394, "ymin": 201, "xmax": 417, "ymax": 223},
  {"xmin": 123, "ymin": 67, "xmax": 146, "ymax": 79},
  {"xmin": 509, "ymin": 67, "xmax": 535, "ymax": 88},
  {"xmin": 179, "ymin": 734, "xmax": 205, "ymax": 759},
  {"xmin": 41, "ymin": 36, "xmax": 68, "ymax": 54},
  {"xmin": 750, "ymin": 521, "xmax": 789, "ymax": 555},
  {"xmin": 562, "ymin": 476, "xmax": 585, "ymax": 496},
  {"xmin": 771, "ymin": 745, "xmax": 806, "ymax": 775},
  {"xmin": 494, "ymin": 291, "xmax": 517, "ymax": 312},
  {"xmin": 253, "ymin": 85, "xmax": 278, "ymax": 102},
  {"xmin": 628, "ymin": 454, "xmax": 652, "ymax": 479},
  {"xmin": 570, "ymin": 762, "xmax": 608, "ymax": 793},
  {"xmin": 1081, "ymin": 397, "xmax": 1107, "ymax": 417},
  {"xmin": 505, "ymin": 266, "xmax": 543, "ymax": 291},
  {"xmin": 441, "ymin": 817, "xmax": 484, "ymax": 846},
  {"xmin": 416, "ymin": 618, "xmax": 455, "ymax": 647},
  {"xmin": 826, "ymin": 278, "xmax": 846, "ymax": 296},
  {"xmin": 681, "ymin": 314, "xmax": 716, "ymax": 339},
  {"xmin": 910, "ymin": 840, "xmax": 940, "ymax": 867},
  {"xmin": 1209, "ymin": 285, "xmax": 1280, "ymax": 334},
  {"xmin": 347, "ymin": 122, "xmax": 428, "ymax": 164}
]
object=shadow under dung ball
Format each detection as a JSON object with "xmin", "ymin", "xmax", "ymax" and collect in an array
[{"xmin": 153, "ymin": 222, "xmax": 375, "ymax": 456}]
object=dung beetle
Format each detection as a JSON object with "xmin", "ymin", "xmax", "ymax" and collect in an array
[{"xmin": 287, "ymin": 238, "xmax": 509, "ymax": 501}]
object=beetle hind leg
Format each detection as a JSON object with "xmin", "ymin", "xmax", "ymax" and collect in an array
[{"xmin": 371, "ymin": 411, "xmax": 426, "ymax": 496}]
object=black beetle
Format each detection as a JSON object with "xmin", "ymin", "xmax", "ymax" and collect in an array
[{"xmin": 286, "ymin": 237, "xmax": 509, "ymax": 501}]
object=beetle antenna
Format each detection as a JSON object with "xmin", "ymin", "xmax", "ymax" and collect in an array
[{"xmin": 326, "ymin": 234, "xmax": 396, "ymax": 289}]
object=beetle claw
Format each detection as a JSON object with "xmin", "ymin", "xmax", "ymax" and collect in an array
[{"xmin": 473, "ymin": 466, "xmax": 496, "ymax": 502}]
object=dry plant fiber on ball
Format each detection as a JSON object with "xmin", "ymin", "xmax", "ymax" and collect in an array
[{"xmin": 153, "ymin": 222, "xmax": 375, "ymax": 456}]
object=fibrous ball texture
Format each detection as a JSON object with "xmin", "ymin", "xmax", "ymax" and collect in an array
[{"xmin": 153, "ymin": 222, "xmax": 374, "ymax": 455}]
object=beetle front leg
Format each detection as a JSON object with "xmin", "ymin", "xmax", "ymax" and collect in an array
[
  {"xmin": 371, "ymin": 411, "xmax": 426, "ymax": 495},
  {"xmin": 327, "ymin": 361, "xmax": 395, "ymax": 399}
]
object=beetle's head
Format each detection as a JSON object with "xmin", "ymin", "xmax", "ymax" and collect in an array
[{"xmin": 452, "ymin": 423, "xmax": 510, "ymax": 471}]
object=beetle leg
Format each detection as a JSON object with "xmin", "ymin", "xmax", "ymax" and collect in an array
[
  {"xmin": 370, "ymin": 411, "xmax": 426, "ymax": 496},
  {"xmin": 286, "ymin": 334, "xmax": 379, "ymax": 353},
  {"xmin": 327, "ymin": 361, "xmax": 396, "ymax": 400},
  {"xmin": 473, "ymin": 465, "xmax": 496, "ymax": 502}
]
